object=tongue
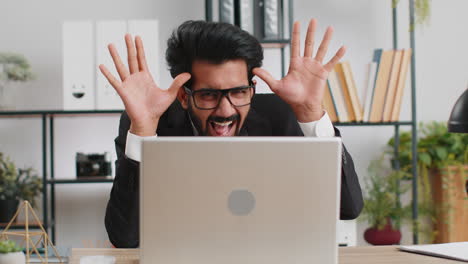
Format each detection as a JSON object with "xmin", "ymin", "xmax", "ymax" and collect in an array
[{"xmin": 213, "ymin": 123, "xmax": 231, "ymax": 136}]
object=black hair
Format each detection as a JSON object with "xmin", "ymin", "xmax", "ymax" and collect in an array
[{"xmin": 166, "ymin": 20, "xmax": 263, "ymax": 88}]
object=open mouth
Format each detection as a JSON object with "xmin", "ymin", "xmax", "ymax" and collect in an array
[{"xmin": 209, "ymin": 120, "xmax": 237, "ymax": 136}]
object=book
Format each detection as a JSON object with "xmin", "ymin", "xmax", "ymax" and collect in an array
[
  {"xmin": 264, "ymin": 0, "xmax": 282, "ymax": 39},
  {"xmin": 328, "ymin": 70, "xmax": 349, "ymax": 122},
  {"xmin": 382, "ymin": 49, "xmax": 403, "ymax": 122},
  {"xmin": 362, "ymin": 62, "xmax": 378, "ymax": 122},
  {"xmin": 390, "ymin": 48, "xmax": 412, "ymax": 121},
  {"xmin": 369, "ymin": 49, "xmax": 394, "ymax": 122},
  {"xmin": 322, "ymin": 81, "xmax": 338, "ymax": 122},
  {"xmin": 399, "ymin": 242, "xmax": 468, "ymax": 262},
  {"xmin": 253, "ymin": 0, "xmax": 265, "ymax": 39},
  {"xmin": 341, "ymin": 61, "xmax": 363, "ymax": 122},
  {"xmin": 239, "ymin": 0, "xmax": 254, "ymax": 34},
  {"xmin": 334, "ymin": 63, "xmax": 356, "ymax": 121},
  {"xmin": 219, "ymin": 0, "xmax": 235, "ymax": 24}
]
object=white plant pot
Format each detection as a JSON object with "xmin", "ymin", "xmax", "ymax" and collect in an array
[{"xmin": 0, "ymin": 251, "xmax": 26, "ymax": 264}]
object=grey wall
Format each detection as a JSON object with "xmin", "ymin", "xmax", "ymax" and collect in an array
[{"xmin": 0, "ymin": 0, "xmax": 467, "ymax": 247}]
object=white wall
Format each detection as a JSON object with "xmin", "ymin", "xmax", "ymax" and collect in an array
[{"xmin": 0, "ymin": 0, "xmax": 467, "ymax": 247}]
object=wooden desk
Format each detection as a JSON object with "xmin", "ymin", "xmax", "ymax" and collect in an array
[
  {"xmin": 339, "ymin": 246, "xmax": 464, "ymax": 264},
  {"xmin": 69, "ymin": 246, "xmax": 465, "ymax": 264}
]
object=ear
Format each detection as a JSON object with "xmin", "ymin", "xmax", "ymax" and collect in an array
[
  {"xmin": 252, "ymin": 79, "xmax": 257, "ymax": 86},
  {"xmin": 177, "ymin": 87, "xmax": 189, "ymax": 110}
]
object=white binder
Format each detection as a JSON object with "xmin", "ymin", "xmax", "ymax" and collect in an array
[
  {"xmin": 62, "ymin": 20, "xmax": 95, "ymax": 110},
  {"xmin": 253, "ymin": 49, "xmax": 282, "ymax": 94},
  {"xmin": 95, "ymin": 20, "xmax": 127, "ymax": 110},
  {"xmin": 127, "ymin": 20, "xmax": 159, "ymax": 85}
]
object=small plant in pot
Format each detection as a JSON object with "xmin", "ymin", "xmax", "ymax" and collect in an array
[
  {"xmin": 388, "ymin": 121, "xmax": 468, "ymax": 243},
  {"xmin": 0, "ymin": 152, "xmax": 42, "ymax": 223},
  {"xmin": 0, "ymin": 240, "xmax": 25, "ymax": 264},
  {"xmin": 360, "ymin": 156, "xmax": 411, "ymax": 245}
]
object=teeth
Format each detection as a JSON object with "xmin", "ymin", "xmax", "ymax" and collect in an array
[{"xmin": 213, "ymin": 121, "xmax": 233, "ymax": 126}]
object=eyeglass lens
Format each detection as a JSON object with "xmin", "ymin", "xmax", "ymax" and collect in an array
[{"xmin": 193, "ymin": 87, "xmax": 253, "ymax": 109}]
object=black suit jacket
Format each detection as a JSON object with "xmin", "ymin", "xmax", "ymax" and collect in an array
[{"xmin": 105, "ymin": 94, "xmax": 363, "ymax": 248}]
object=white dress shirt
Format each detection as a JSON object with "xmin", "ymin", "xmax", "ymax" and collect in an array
[{"xmin": 125, "ymin": 111, "xmax": 335, "ymax": 162}]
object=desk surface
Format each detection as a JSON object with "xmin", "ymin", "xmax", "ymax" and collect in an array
[
  {"xmin": 339, "ymin": 246, "xmax": 464, "ymax": 264},
  {"xmin": 68, "ymin": 246, "xmax": 466, "ymax": 264}
]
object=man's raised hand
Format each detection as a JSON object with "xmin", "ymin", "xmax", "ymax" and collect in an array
[
  {"xmin": 253, "ymin": 19, "xmax": 345, "ymax": 122},
  {"xmin": 99, "ymin": 34, "xmax": 190, "ymax": 136}
]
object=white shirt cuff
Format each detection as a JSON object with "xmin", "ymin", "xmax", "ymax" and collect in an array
[
  {"xmin": 298, "ymin": 111, "xmax": 335, "ymax": 137},
  {"xmin": 125, "ymin": 112, "xmax": 334, "ymax": 161},
  {"xmin": 125, "ymin": 131, "xmax": 158, "ymax": 162}
]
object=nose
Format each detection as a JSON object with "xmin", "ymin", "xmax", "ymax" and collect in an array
[{"xmin": 214, "ymin": 95, "xmax": 236, "ymax": 116}]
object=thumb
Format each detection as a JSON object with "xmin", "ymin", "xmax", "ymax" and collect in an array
[
  {"xmin": 252, "ymin": 67, "xmax": 279, "ymax": 91},
  {"xmin": 168, "ymin": 72, "xmax": 191, "ymax": 96}
]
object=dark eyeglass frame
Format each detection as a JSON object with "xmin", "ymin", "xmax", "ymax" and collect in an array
[{"xmin": 184, "ymin": 85, "xmax": 256, "ymax": 110}]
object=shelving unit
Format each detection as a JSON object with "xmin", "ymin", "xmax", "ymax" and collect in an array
[{"xmin": 0, "ymin": 110, "xmax": 122, "ymax": 243}]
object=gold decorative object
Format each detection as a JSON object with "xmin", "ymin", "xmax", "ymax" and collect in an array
[{"xmin": 0, "ymin": 201, "xmax": 64, "ymax": 263}]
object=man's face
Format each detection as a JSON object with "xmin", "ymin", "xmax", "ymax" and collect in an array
[{"xmin": 178, "ymin": 59, "xmax": 252, "ymax": 136}]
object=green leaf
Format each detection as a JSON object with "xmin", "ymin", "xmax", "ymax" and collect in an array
[
  {"xmin": 435, "ymin": 147, "xmax": 448, "ymax": 161},
  {"xmin": 419, "ymin": 152, "xmax": 432, "ymax": 166},
  {"xmin": 0, "ymin": 152, "xmax": 42, "ymax": 207},
  {"xmin": 0, "ymin": 240, "xmax": 21, "ymax": 253}
]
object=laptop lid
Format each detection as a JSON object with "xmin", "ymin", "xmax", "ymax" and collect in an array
[{"xmin": 140, "ymin": 137, "xmax": 342, "ymax": 264}]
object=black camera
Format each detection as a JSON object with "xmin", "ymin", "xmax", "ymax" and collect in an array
[{"xmin": 76, "ymin": 152, "xmax": 112, "ymax": 178}]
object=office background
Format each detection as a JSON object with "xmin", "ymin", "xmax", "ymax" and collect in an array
[{"xmin": 0, "ymin": 0, "xmax": 466, "ymax": 247}]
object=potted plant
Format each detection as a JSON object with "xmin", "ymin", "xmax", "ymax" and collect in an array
[
  {"xmin": 388, "ymin": 121, "xmax": 468, "ymax": 243},
  {"xmin": 360, "ymin": 156, "xmax": 411, "ymax": 245},
  {"xmin": 0, "ymin": 152, "xmax": 42, "ymax": 223},
  {"xmin": 0, "ymin": 52, "xmax": 35, "ymax": 109},
  {"xmin": 0, "ymin": 240, "xmax": 25, "ymax": 264}
]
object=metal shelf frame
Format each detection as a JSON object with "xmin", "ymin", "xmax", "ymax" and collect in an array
[{"xmin": 0, "ymin": 110, "xmax": 122, "ymax": 243}]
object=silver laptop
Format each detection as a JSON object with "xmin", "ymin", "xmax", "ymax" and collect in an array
[{"xmin": 140, "ymin": 137, "xmax": 342, "ymax": 264}]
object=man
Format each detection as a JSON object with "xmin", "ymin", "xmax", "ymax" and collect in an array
[{"xmin": 101, "ymin": 19, "xmax": 363, "ymax": 248}]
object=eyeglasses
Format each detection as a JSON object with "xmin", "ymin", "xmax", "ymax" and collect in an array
[{"xmin": 184, "ymin": 85, "xmax": 255, "ymax": 110}]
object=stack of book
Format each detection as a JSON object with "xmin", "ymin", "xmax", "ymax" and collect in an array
[{"xmin": 323, "ymin": 48, "xmax": 412, "ymax": 123}]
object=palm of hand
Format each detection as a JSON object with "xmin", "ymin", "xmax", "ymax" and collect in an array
[
  {"xmin": 99, "ymin": 34, "xmax": 190, "ymax": 135},
  {"xmin": 120, "ymin": 72, "xmax": 173, "ymax": 123},
  {"xmin": 253, "ymin": 19, "xmax": 346, "ymax": 122},
  {"xmin": 276, "ymin": 57, "xmax": 328, "ymax": 109}
]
